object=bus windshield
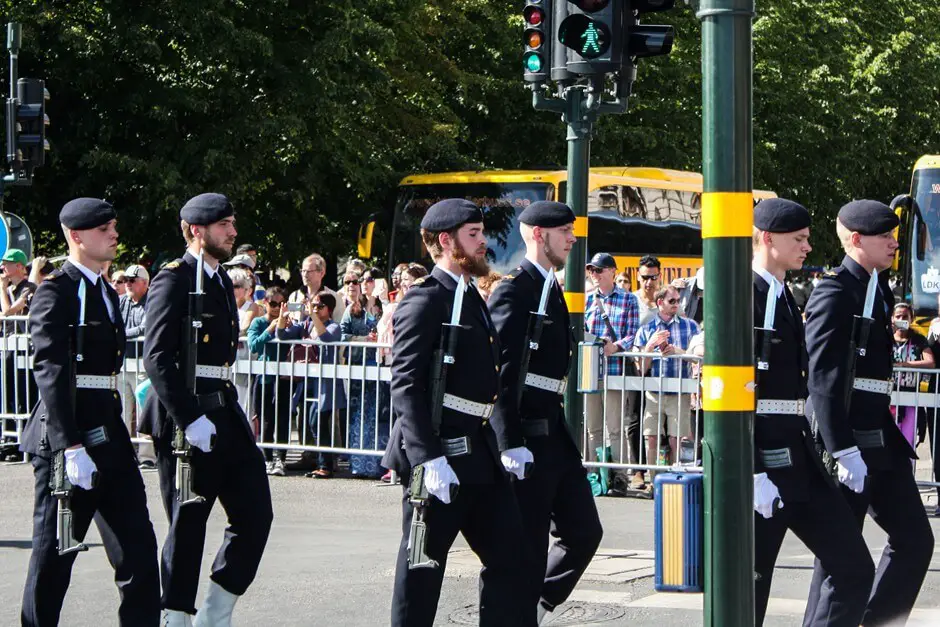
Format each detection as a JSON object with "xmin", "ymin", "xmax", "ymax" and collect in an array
[
  {"xmin": 389, "ymin": 182, "xmax": 552, "ymax": 275},
  {"xmin": 911, "ymin": 168, "xmax": 940, "ymax": 316}
]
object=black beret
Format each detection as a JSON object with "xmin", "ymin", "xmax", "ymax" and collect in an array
[
  {"xmin": 837, "ymin": 199, "xmax": 899, "ymax": 236},
  {"xmin": 519, "ymin": 201, "xmax": 576, "ymax": 228},
  {"xmin": 180, "ymin": 193, "xmax": 234, "ymax": 225},
  {"xmin": 419, "ymin": 198, "xmax": 484, "ymax": 232},
  {"xmin": 59, "ymin": 198, "xmax": 116, "ymax": 230},
  {"xmin": 754, "ymin": 198, "xmax": 811, "ymax": 233}
]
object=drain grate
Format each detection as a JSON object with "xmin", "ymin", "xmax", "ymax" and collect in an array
[{"xmin": 449, "ymin": 602, "xmax": 627, "ymax": 625}]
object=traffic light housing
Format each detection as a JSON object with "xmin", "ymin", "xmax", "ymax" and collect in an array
[
  {"xmin": 625, "ymin": 0, "xmax": 675, "ymax": 60},
  {"xmin": 5, "ymin": 77, "xmax": 49, "ymax": 180},
  {"xmin": 557, "ymin": 0, "xmax": 623, "ymax": 75},
  {"xmin": 524, "ymin": 1, "xmax": 552, "ymax": 83}
]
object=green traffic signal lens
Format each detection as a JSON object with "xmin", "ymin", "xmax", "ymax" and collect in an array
[
  {"xmin": 558, "ymin": 15, "xmax": 611, "ymax": 59},
  {"xmin": 524, "ymin": 52, "xmax": 543, "ymax": 73}
]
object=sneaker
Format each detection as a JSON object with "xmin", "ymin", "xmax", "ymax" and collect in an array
[
  {"xmin": 265, "ymin": 461, "xmax": 275, "ymax": 475},
  {"xmin": 272, "ymin": 459, "xmax": 286, "ymax": 477},
  {"xmin": 139, "ymin": 460, "xmax": 156, "ymax": 471}
]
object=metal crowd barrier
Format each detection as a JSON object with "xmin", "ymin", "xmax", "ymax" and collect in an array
[{"xmin": 2, "ymin": 315, "xmax": 940, "ymax": 496}]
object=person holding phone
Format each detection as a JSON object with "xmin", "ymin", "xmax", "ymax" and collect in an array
[{"xmin": 247, "ymin": 286, "xmax": 295, "ymax": 477}]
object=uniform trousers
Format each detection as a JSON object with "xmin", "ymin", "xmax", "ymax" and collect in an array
[
  {"xmin": 21, "ymin": 440, "xmax": 160, "ymax": 626},
  {"xmin": 514, "ymin": 427, "xmax": 602, "ymax": 615},
  {"xmin": 154, "ymin": 410, "xmax": 273, "ymax": 614},
  {"xmin": 391, "ymin": 478, "xmax": 531, "ymax": 627},
  {"xmin": 754, "ymin": 470, "xmax": 873, "ymax": 626},
  {"xmin": 803, "ymin": 459, "xmax": 933, "ymax": 626}
]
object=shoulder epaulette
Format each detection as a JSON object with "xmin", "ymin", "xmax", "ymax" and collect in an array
[
  {"xmin": 46, "ymin": 269, "xmax": 65, "ymax": 281},
  {"xmin": 412, "ymin": 277, "xmax": 426, "ymax": 286},
  {"xmin": 163, "ymin": 261, "xmax": 181, "ymax": 270},
  {"xmin": 507, "ymin": 266, "xmax": 524, "ymax": 281}
]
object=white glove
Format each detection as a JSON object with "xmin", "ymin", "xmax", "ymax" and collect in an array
[
  {"xmin": 836, "ymin": 449, "xmax": 868, "ymax": 494},
  {"xmin": 753, "ymin": 472, "xmax": 783, "ymax": 519},
  {"xmin": 64, "ymin": 446, "xmax": 98, "ymax": 491},
  {"xmin": 185, "ymin": 415, "xmax": 217, "ymax": 453},
  {"xmin": 501, "ymin": 447, "xmax": 534, "ymax": 481},
  {"xmin": 422, "ymin": 456, "xmax": 460, "ymax": 504}
]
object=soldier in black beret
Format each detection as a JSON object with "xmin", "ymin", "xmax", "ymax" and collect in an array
[
  {"xmin": 140, "ymin": 193, "xmax": 273, "ymax": 626},
  {"xmin": 381, "ymin": 198, "xmax": 532, "ymax": 626},
  {"xmin": 803, "ymin": 199, "xmax": 933, "ymax": 625},
  {"xmin": 488, "ymin": 200, "xmax": 602, "ymax": 624},
  {"xmin": 750, "ymin": 198, "xmax": 873, "ymax": 626},
  {"xmin": 20, "ymin": 199, "xmax": 161, "ymax": 626}
]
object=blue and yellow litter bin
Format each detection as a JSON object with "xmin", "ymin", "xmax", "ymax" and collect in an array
[{"xmin": 654, "ymin": 472, "xmax": 704, "ymax": 592}]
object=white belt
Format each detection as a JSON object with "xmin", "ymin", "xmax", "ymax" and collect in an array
[
  {"xmin": 442, "ymin": 393, "xmax": 494, "ymax": 419},
  {"xmin": 756, "ymin": 399, "xmax": 805, "ymax": 415},
  {"xmin": 196, "ymin": 364, "xmax": 233, "ymax": 380},
  {"xmin": 76, "ymin": 374, "xmax": 118, "ymax": 391},
  {"xmin": 853, "ymin": 378, "xmax": 892, "ymax": 395},
  {"xmin": 524, "ymin": 373, "xmax": 567, "ymax": 395}
]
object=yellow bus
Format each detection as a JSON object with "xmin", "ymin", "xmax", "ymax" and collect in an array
[
  {"xmin": 360, "ymin": 167, "xmax": 776, "ymax": 290},
  {"xmin": 895, "ymin": 155, "xmax": 940, "ymax": 331}
]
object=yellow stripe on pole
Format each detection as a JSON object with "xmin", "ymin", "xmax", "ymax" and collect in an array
[
  {"xmin": 701, "ymin": 192, "xmax": 753, "ymax": 239},
  {"xmin": 701, "ymin": 365, "xmax": 755, "ymax": 411},
  {"xmin": 564, "ymin": 292, "xmax": 585, "ymax": 313},
  {"xmin": 573, "ymin": 216, "xmax": 589, "ymax": 238}
]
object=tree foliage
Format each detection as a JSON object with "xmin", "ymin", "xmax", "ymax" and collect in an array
[{"xmin": 1, "ymin": 0, "xmax": 939, "ymax": 267}]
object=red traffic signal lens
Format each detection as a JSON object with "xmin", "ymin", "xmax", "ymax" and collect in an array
[
  {"xmin": 523, "ymin": 5, "xmax": 544, "ymax": 26},
  {"xmin": 574, "ymin": 0, "xmax": 610, "ymax": 12}
]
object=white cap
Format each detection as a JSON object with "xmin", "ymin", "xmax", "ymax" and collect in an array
[
  {"xmin": 124, "ymin": 264, "xmax": 150, "ymax": 281},
  {"xmin": 223, "ymin": 254, "xmax": 256, "ymax": 270}
]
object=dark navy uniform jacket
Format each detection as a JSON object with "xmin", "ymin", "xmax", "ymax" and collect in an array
[
  {"xmin": 753, "ymin": 271, "xmax": 827, "ymax": 501},
  {"xmin": 139, "ymin": 252, "xmax": 250, "ymax": 441},
  {"xmin": 381, "ymin": 266, "xmax": 503, "ymax": 484},
  {"xmin": 20, "ymin": 261, "xmax": 127, "ymax": 462},
  {"xmin": 488, "ymin": 259, "xmax": 577, "ymax": 452},
  {"xmin": 804, "ymin": 255, "xmax": 914, "ymax": 469}
]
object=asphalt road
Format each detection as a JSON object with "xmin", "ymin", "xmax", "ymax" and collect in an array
[{"xmin": 2, "ymin": 462, "xmax": 940, "ymax": 626}]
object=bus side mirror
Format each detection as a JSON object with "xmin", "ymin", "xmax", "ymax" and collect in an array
[{"xmin": 358, "ymin": 220, "xmax": 375, "ymax": 259}]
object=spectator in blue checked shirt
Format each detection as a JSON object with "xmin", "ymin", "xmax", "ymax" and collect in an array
[
  {"xmin": 584, "ymin": 252, "xmax": 640, "ymax": 483},
  {"xmin": 634, "ymin": 284, "xmax": 699, "ymax": 467}
]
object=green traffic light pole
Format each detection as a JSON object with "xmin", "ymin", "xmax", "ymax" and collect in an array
[
  {"xmin": 697, "ymin": 0, "xmax": 756, "ymax": 625},
  {"xmin": 532, "ymin": 78, "xmax": 628, "ymax": 445}
]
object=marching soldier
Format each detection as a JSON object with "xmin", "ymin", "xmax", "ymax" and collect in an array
[
  {"xmin": 20, "ymin": 198, "xmax": 160, "ymax": 626},
  {"xmin": 381, "ymin": 199, "xmax": 531, "ymax": 627},
  {"xmin": 140, "ymin": 194, "xmax": 273, "ymax": 627},
  {"xmin": 804, "ymin": 200, "xmax": 934, "ymax": 625},
  {"xmin": 750, "ymin": 199, "xmax": 873, "ymax": 626},
  {"xmin": 488, "ymin": 201, "xmax": 602, "ymax": 625}
]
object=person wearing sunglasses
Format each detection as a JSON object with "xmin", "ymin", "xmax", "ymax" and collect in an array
[
  {"xmin": 633, "ymin": 255, "xmax": 662, "ymax": 326},
  {"xmin": 634, "ymin": 284, "xmax": 698, "ymax": 471},
  {"xmin": 750, "ymin": 198, "xmax": 873, "ymax": 627},
  {"xmin": 583, "ymin": 252, "xmax": 640, "ymax": 493},
  {"xmin": 247, "ymin": 286, "xmax": 295, "ymax": 477}
]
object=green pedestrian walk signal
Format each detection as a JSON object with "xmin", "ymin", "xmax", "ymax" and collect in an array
[{"xmin": 557, "ymin": 0, "xmax": 621, "ymax": 74}]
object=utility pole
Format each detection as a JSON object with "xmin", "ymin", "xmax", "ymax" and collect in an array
[{"xmin": 696, "ymin": 0, "xmax": 756, "ymax": 624}]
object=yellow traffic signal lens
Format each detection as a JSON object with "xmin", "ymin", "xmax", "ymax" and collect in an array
[{"xmin": 528, "ymin": 32, "xmax": 543, "ymax": 48}]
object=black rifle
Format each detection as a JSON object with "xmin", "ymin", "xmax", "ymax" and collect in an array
[
  {"xmin": 174, "ymin": 266, "xmax": 207, "ymax": 506},
  {"xmin": 407, "ymin": 320, "xmax": 462, "ymax": 570},
  {"xmin": 50, "ymin": 322, "xmax": 94, "ymax": 555},
  {"xmin": 843, "ymin": 314, "xmax": 872, "ymax": 412}
]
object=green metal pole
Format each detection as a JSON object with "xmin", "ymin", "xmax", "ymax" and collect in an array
[
  {"xmin": 698, "ymin": 0, "xmax": 755, "ymax": 625},
  {"xmin": 562, "ymin": 85, "xmax": 592, "ymax": 444}
]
